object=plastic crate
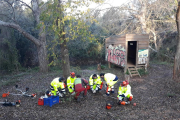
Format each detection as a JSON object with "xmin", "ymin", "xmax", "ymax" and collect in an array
[{"xmin": 43, "ymin": 96, "xmax": 59, "ymax": 107}]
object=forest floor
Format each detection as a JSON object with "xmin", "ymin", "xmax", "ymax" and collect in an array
[{"xmin": 0, "ymin": 63, "xmax": 180, "ymax": 120}]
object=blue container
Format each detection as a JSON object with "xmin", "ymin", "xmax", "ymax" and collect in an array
[{"xmin": 43, "ymin": 96, "xmax": 59, "ymax": 107}]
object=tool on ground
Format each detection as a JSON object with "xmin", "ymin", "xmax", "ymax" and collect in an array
[
  {"xmin": 2, "ymin": 85, "xmax": 36, "ymax": 98},
  {"xmin": 106, "ymin": 101, "xmax": 114, "ymax": 110},
  {"xmin": 0, "ymin": 99, "xmax": 21, "ymax": 107},
  {"xmin": 118, "ymin": 101, "xmax": 130, "ymax": 105}
]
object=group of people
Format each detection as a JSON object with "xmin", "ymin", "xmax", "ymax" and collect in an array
[{"xmin": 50, "ymin": 72, "xmax": 133, "ymax": 105}]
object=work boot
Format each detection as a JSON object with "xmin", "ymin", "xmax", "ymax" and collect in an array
[
  {"xmin": 111, "ymin": 91, "xmax": 114, "ymax": 94},
  {"xmin": 77, "ymin": 92, "xmax": 82, "ymax": 102}
]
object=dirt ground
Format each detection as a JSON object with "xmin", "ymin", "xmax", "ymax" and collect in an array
[{"xmin": 0, "ymin": 63, "xmax": 180, "ymax": 120}]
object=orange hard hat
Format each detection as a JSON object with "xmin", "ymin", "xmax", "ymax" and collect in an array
[
  {"xmin": 70, "ymin": 72, "xmax": 75, "ymax": 77},
  {"xmin": 122, "ymin": 81, "xmax": 127, "ymax": 86}
]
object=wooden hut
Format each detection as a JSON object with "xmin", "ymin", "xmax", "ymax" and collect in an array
[{"xmin": 105, "ymin": 34, "xmax": 149, "ymax": 77}]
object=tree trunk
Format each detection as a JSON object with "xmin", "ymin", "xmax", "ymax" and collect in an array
[
  {"xmin": 37, "ymin": 30, "xmax": 48, "ymax": 72},
  {"xmin": 173, "ymin": 2, "xmax": 180, "ymax": 79},
  {"xmin": 60, "ymin": 40, "xmax": 70, "ymax": 80},
  {"xmin": 32, "ymin": 0, "xmax": 49, "ymax": 72},
  {"xmin": 138, "ymin": 1, "xmax": 147, "ymax": 34},
  {"xmin": 57, "ymin": 0, "xmax": 70, "ymax": 80}
]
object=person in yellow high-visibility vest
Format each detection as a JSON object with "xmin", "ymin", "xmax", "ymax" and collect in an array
[
  {"xmin": 67, "ymin": 72, "xmax": 77, "ymax": 93},
  {"xmin": 89, "ymin": 74, "xmax": 103, "ymax": 93},
  {"xmin": 50, "ymin": 77, "xmax": 66, "ymax": 97},
  {"xmin": 117, "ymin": 80, "xmax": 133, "ymax": 105},
  {"xmin": 100, "ymin": 73, "xmax": 118, "ymax": 96}
]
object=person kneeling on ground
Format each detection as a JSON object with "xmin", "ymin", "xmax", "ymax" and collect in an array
[
  {"xmin": 100, "ymin": 73, "xmax": 118, "ymax": 96},
  {"xmin": 50, "ymin": 77, "xmax": 66, "ymax": 97},
  {"xmin": 67, "ymin": 72, "xmax": 76, "ymax": 94},
  {"xmin": 89, "ymin": 74, "xmax": 103, "ymax": 93},
  {"xmin": 74, "ymin": 75, "xmax": 88, "ymax": 101},
  {"xmin": 117, "ymin": 80, "xmax": 133, "ymax": 105}
]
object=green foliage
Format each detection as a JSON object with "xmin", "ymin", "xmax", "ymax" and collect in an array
[
  {"xmin": 150, "ymin": 60, "xmax": 173, "ymax": 66},
  {"xmin": 150, "ymin": 32, "xmax": 177, "ymax": 64},
  {"xmin": 41, "ymin": 0, "xmax": 105, "ymax": 66},
  {"xmin": 86, "ymin": 65, "xmax": 97, "ymax": 70},
  {"xmin": 49, "ymin": 66, "xmax": 63, "ymax": 73},
  {"xmin": 71, "ymin": 66, "xmax": 81, "ymax": 75},
  {"xmin": 101, "ymin": 64, "xmax": 107, "ymax": 69},
  {"xmin": 0, "ymin": 38, "xmax": 20, "ymax": 72},
  {"xmin": 125, "ymin": 69, "xmax": 129, "ymax": 75},
  {"xmin": 167, "ymin": 93, "xmax": 175, "ymax": 97},
  {"xmin": 138, "ymin": 68, "xmax": 148, "ymax": 76},
  {"xmin": 0, "ymin": 78, "xmax": 20, "ymax": 87}
]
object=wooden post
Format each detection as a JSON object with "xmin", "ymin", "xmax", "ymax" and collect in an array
[
  {"xmin": 125, "ymin": 74, "xmax": 130, "ymax": 83},
  {"xmin": 108, "ymin": 62, "xmax": 111, "ymax": 68}
]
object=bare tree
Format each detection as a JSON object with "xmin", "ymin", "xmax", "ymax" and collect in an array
[
  {"xmin": 97, "ymin": 0, "xmax": 176, "ymax": 51},
  {"xmin": 0, "ymin": 0, "xmax": 48, "ymax": 72}
]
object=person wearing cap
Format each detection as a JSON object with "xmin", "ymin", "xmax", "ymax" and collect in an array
[
  {"xmin": 50, "ymin": 77, "xmax": 66, "ymax": 97},
  {"xmin": 100, "ymin": 73, "xmax": 118, "ymax": 96},
  {"xmin": 67, "ymin": 72, "xmax": 77, "ymax": 94},
  {"xmin": 74, "ymin": 75, "xmax": 88, "ymax": 101},
  {"xmin": 89, "ymin": 74, "xmax": 103, "ymax": 93},
  {"xmin": 117, "ymin": 80, "xmax": 133, "ymax": 105}
]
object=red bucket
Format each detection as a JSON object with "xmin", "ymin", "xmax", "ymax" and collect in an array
[{"xmin": 38, "ymin": 98, "xmax": 44, "ymax": 106}]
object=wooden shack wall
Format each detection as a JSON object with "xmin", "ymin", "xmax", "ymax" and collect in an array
[
  {"xmin": 126, "ymin": 34, "xmax": 149, "ymax": 66},
  {"xmin": 105, "ymin": 35, "xmax": 126, "ymax": 67},
  {"xmin": 105, "ymin": 34, "xmax": 149, "ymax": 69}
]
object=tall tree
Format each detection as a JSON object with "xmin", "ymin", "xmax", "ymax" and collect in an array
[
  {"xmin": 57, "ymin": 0, "xmax": 70, "ymax": 79},
  {"xmin": 0, "ymin": 0, "xmax": 48, "ymax": 72},
  {"xmin": 173, "ymin": 1, "xmax": 180, "ymax": 79},
  {"xmin": 44, "ymin": 0, "xmax": 103, "ymax": 79}
]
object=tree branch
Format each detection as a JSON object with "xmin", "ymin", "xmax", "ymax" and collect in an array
[
  {"xmin": 0, "ymin": 20, "xmax": 41, "ymax": 46},
  {"xmin": 0, "ymin": 14, "xmax": 18, "ymax": 23},
  {"xmin": 3, "ymin": 0, "xmax": 15, "ymax": 20},
  {"xmin": 149, "ymin": 46, "xmax": 174, "ymax": 60},
  {"xmin": 16, "ymin": 0, "xmax": 35, "ymax": 13}
]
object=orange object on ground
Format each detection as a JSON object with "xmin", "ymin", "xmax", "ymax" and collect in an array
[
  {"xmin": 106, "ymin": 104, "xmax": 112, "ymax": 110},
  {"xmin": 2, "ymin": 92, "xmax": 9, "ymax": 98},
  {"xmin": 121, "ymin": 101, "xmax": 126, "ymax": 105},
  {"xmin": 133, "ymin": 103, "xmax": 136, "ymax": 106}
]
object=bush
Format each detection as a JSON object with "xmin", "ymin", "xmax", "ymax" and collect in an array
[{"xmin": 138, "ymin": 68, "xmax": 148, "ymax": 76}]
